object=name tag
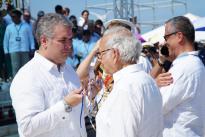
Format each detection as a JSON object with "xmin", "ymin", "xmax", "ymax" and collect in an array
[{"xmin": 16, "ymin": 37, "xmax": 21, "ymax": 41}]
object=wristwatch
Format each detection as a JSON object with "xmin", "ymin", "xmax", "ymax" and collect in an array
[{"xmin": 63, "ymin": 99, "xmax": 72, "ymax": 113}]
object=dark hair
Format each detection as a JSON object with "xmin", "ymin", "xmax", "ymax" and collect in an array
[
  {"xmin": 166, "ymin": 16, "xmax": 195, "ymax": 43},
  {"xmin": 69, "ymin": 15, "xmax": 77, "ymax": 21},
  {"xmin": 55, "ymin": 5, "xmax": 63, "ymax": 14},
  {"xmin": 37, "ymin": 10, "xmax": 45, "ymax": 17},
  {"xmin": 11, "ymin": 9, "xmax": 22, "ymax": 17},
  {"xmin": 64, "ymin": 7, "xmax": 70, "ymax": 14},
  {"xmin": 81, "ymin": 10, "xmax": 89, "ymax": 16},
  {"xmin": 95, "ymin": 19, "xmax": 103, "ymax": 26},
  {"xmin": 82, "ymin": 29, "xmax": 91, "ymax": 36}
]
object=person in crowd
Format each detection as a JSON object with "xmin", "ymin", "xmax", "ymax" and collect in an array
[
  {"xmin": 23, "ymin": 9, "xmax": 35, "ymax": 58},
  {"xmin": 33, "ymin": 10, "xmax": 45, "ymax": 50},
  {"xmin": 63, "ymin": 7, "xmax": 70, "ymax": 19},
  {"xmin": 3, "ymin": 3, "xmax": 14, "ymax": 25},
  {"xmin": 95, "ymin": 26, "xmax": 163, "ymax": 137},
  {"xmin": 0, "ymin": 10, "xmax": 7, "ymax": 79},
  {"xmin": 73, "ymin": 29, "xmax": 96, "ymax": 63},
  {"xmin": 3, "ymin": 9, "xmax": 35, "ymax": 77},
  {"xmin": 78, "ymin": 10, "xmax": 89, "ymax": 30},
  {"xmin": 94, "ymin": 19, "xmax": 104, "ymax": 37},
  {"xmin": 65, "ymin": 45, "xmax": 79, "ymax": 70},
  {"xmin": 10, "ymin": 13, "xmax": 87, "ymax": 137},
  {"xmin": 55, "ymin": 4, "xmax": 64, "ymax": 15},
  {"xmin": 88, "ymin": 20, "xmax": 101, "ymax": 43},
  {"xmin": 23, "ymin": 9, "xmax": 33, "ymax": 30},
  {"xmin": 158, "ymin": 16, "xmax": 205, "ymax": 137}
]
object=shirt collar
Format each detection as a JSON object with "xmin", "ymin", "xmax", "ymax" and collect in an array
[
  {"xmin": 34, "ymin": 51, "xmax": 66, "ymax": 72},
  {"xmin": 172, "ymin": 51, "xmax": 198, "ymax": 66},
  {"xmin": 113, "ymin": 64, "xmax": 144, "ymax": 83}
]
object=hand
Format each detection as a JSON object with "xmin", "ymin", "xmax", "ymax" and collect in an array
[
  {"xmin": 155, "ymin": 72, "xmax": 173, "ymax": 87},
  {"xmin": 64, "ymin": 88, "xmax": 84, "ymax": 107},
  {"xmin": 92, "ymin": 40, "xmax": 100, "ymax": 55},
  {"xmin": 85, "ymin": 77, "xmax": 102, "ymax": 101}
]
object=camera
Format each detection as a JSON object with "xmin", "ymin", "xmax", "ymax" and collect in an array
[{"xmin": 160, "ymin": 45, "xmax": 169, "ymax": 57}]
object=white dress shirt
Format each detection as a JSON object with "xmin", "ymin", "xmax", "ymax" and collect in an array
[
  {"xmin": 10, "ymin": 52, "xmax": 87, "ymax": 137},
  {"xmin": 160, "ymin": 51, "xmax": 205, "ymax": 137},
  {"xmin": 138, "ymin": 55, "xmax": 152, "ymax": 73},
  {"xmin": 96, "ymin": 64, "xmax": 163, "ymax": 137}
]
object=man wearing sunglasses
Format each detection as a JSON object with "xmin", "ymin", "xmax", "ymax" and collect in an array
[{"xmin": 160, "ymin": 16, "xmax": 205, "ymax": 137}]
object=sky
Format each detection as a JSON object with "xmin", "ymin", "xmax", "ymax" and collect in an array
[{"xmin": 30, "ymin": 0, "xmax": 205, "ymax": 33}]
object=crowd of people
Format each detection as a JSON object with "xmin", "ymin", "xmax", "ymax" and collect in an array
[
  {"xmin": 0, "ymin": 2, "xmax": 205, "ymax": 137},
  {"xmin": 0, "ymin": 3, "xmax": 104, "ymax": 80}
]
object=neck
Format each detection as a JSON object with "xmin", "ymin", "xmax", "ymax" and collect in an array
[
  {"xmin": 176, "ymin": 43, "xmax": 194, "ymax": 58},
  {"xmin": 15, "ymin": 21, "xmax": 21, "ymax": 25}
]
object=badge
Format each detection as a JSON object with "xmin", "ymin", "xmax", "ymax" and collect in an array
[{"xmin": 16, "ymin": 37, "xmax": 21, "ymax": 41}]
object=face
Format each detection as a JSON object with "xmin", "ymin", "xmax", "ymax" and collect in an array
[
  {"xmin": 164, "ymin": 23, "xmax": 179, "ymax": 60},
  {"xmin": 82, "ymin": 11, "xmax": 89, "ymax": 20},
  {"xmin": 23, "ymin": 12, "xmax": 31, "ymax": 22},
  {"xmin": 44, "ymin": 24, "xmax": 73, "ymax": 65},
  {"xmin": 98, "ymin": 37, "xmax": 116, "ymax": 74},
  {"xmin": 11, "ymin": 13, "xmax": 21, "ymax": 24},
  {"xmin": 82, "ymin": 34, "xmax": 91, "ymax": 43}
]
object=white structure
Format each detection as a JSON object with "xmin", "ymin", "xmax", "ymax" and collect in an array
[{"xmin": 86, "ymin": 0, "xmax": 187, "ymax": 31}]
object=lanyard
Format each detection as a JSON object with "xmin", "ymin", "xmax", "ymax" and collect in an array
[
  {"xmin": 83, "ymin": 43, "xmax": 89, "ymax": 55},
  {"xmin": 15, "ymin": 23, "xmax": 22, "ymax": 36}
]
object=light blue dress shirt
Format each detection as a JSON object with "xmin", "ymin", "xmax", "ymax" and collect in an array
[
  {"xmin": 73, "ymin": 39, "xmax": 96, "ymax": 63},
  {"xmin": 3, "ymin": 22, "xmax": 35, "ymax": 54}
]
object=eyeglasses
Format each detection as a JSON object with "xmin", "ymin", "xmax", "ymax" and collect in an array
[
  {"xmin": 163, "ymin": 32, "xmax": 178, "ymax": 41},
  {"xmin": 96, "ymin": 48, "xmax": 112, "ymax": 59}
]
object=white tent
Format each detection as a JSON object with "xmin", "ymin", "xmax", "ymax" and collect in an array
[
  {"xmin": 142, "ymin": 13, "xmax": 202, "ymax": 43},
  {"xmin": 193, "ymin": 17, "xmax": 205, "ymax": 42}
]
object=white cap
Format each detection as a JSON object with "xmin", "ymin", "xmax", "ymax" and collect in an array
[{"xmin": 104, "ymin": 19, "xmax": 138, "ymax": 35}]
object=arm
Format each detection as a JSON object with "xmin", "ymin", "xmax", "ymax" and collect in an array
[
  {"xmin": 155, "ymin": 72, "xmax": 173, "ymax": 87},
  {"xmin": 28, "ymin": 25, "xmax": 35, "ymax": 51},
  {"xmin": 76, "ymin": 40, "xmax": 100, "ymax": 79},
  {"xmin": 11, "ymin": 77, "xmax": 83, "ymax": 137},
  {"xmin": 160, "ymin": 71, "xmax": 197, "ymax": 115},
  {"xmin": 3, "ymin": 27, "xmax": 9, "ymax": 54}
]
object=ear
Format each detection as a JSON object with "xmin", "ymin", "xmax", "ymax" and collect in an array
[
  {"xmin": 113, "ymin": 49, "xmax": 120, "ymax": 64},
  {"xmin": 177, "ymin": 32, "xmax": 185, "ymax": 44},
  {"xmin": 40, "ymin": 35, "xmax": 48, "ymax": 49}
]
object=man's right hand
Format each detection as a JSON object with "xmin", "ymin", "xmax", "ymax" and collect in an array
[{"xmin": 64, "ymin": 88, "xmax": 84, "ymax": 107}]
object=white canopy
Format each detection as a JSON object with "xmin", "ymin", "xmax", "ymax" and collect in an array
[{"xmin": 142, "ymin": 13, "xmax": 202, "ymax": 43}]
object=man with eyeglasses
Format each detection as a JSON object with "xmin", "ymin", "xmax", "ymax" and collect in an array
[
  {"xmin": 10, "ymin": 13, "xmax": 87, "ymax": 137},
  {"xmin": 158, "ymin": 16, "xmax": 205, "ymax": 137},
  {"xmin": 95, "ymin": 26, "xmax": 163, "ymax": 137}
]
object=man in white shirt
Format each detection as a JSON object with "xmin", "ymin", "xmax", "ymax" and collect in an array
[
  {"xmin": 78, "ymin": 10, "xmax": 89, "ymax": 30},
  {"xmin": 10, "ymin": 13, "xmax": 87, "ymax": 137},
  {"xmin": 95, "ymin": 26, "xmax": 163, "ymax": 137},
  {"xmin": 160, "ymin": 16, "xmax": 205, "ymax": 137}
]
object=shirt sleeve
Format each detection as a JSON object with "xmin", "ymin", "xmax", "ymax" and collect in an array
[
  {"xmin": 10, "ymin": 75, "xmax": 72, "ymax": 137},
  {"xmin": 3, "ymin": 26, "xmax": 10, "ymax": 54},
  {"xmin": 160, "ymin": 71, "xmax": 197, "ymax": 115},
  {"xmin": 27, "ymin": 26, "xmax": 35, "ymax": 50}
]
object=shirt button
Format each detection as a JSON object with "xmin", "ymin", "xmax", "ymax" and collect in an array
[{"xmin": 62, "ymin": 116, "xmax": 65, "ymax": 119}]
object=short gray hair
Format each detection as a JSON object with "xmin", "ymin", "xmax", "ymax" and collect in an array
[
  {"xmin": 166, "ymin": 16, "xmax": 195, "ymax": 43},
  {"xmin": 103, "ymin": 26, "xmax": 142, "ymax": 64},
  {"xmin": 35, "ymin": 13, "xmax": 73, "ymax": 44}
]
